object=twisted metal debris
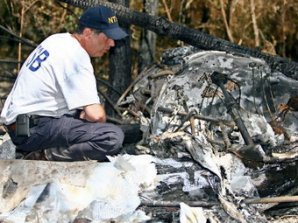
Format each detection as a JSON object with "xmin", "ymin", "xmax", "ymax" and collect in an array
[{"xmin": 118, "ymin": 47, "xmax": 298, "ymax": 222}]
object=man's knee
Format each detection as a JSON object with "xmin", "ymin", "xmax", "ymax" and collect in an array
[{"xmin": 106, "ymin": 124, "xmax": 124, "ymax": 154}]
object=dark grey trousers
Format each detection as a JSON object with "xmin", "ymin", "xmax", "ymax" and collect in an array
[{"xmin": 10, "ymin": 115, "xmax": 124, "ymax": 161}]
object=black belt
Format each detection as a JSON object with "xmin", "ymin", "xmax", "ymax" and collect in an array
[
  {"xmin": 5, "ymin": 115, "xmax": 41, "ymax": 133},
  {"xmin": 30, "ymin": 115, "xmax": 41, "ymax": 126}
]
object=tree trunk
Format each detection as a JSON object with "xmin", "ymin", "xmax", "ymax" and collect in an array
[
  {"xmin": 58, "ymin": 0, "xmax": 298, "ymax": 80},
  {"xmin": 106, "ymin": 0, "xmax": 131, "ymax": 117},
  {"xmin": 138, "ymin": 0, "xmax": 158, "ymax": 72}
]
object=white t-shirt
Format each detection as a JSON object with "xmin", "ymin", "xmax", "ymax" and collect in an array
[{"xmin": 1, "ymin": 33, "xmax": 100, "ymax": 125}]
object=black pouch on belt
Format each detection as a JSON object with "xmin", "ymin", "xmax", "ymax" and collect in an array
[{"xmin": 16, "ymin": 114, "xmax": 30, "ymax": 137}]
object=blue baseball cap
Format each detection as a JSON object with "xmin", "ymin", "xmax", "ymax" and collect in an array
[{"xmin": 79, "ymin": 6, "xmax": 128, "ymax": 40}]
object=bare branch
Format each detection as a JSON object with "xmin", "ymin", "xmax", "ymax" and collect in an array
[
  {"xmin": 161, "ymin": 0, "xmax": 173, "ymax": 22},
  {"xmin": 249, "ymin": 0, "xmax": 260, "ymax": 47},
  {"xmin": 219, "ymin": 0, "xmax": 234, "ymax": 43}
]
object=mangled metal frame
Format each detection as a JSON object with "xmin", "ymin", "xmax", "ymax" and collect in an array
[{"xmin": 117, "ymin": 48, "xmax": 298, "ymax": 222}]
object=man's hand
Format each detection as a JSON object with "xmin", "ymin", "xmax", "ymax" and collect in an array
[{"xmin": 80, "ymin": 104, "xmax": 106, "ymax": 123}]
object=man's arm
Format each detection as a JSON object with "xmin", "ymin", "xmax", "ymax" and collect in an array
[{"xmin": 80, "ymin": 104, "xmax": 106, "ymax": 123}]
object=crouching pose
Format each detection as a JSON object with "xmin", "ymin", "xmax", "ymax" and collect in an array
[{"xmin": 0, "ymin": 6, "xmax": 128, "ymax": 161}]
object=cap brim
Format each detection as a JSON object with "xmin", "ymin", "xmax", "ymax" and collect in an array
[{"xmin": 104, "ymin": 27, "xmax": 128, "ymax": 40}]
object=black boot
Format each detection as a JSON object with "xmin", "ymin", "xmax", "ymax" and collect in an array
[{"xmin": 23, "ymin": 150, "xmax": 48, "ymax": 161}]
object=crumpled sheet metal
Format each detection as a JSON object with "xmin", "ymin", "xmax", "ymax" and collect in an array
[
  {"xmin": 128, "ymin": 49, "xmax": 298, "ymax": 222},
  {"xmin": 0, "ymin": 155, "xmax": 157, "ymax": 223},
  {"xmin": 151, "ymin": 50, "xmax": 298, "ymax": 140},
  {"xmin": 153, "ymin": 157, "xmax": 217, "ymax": 196}
]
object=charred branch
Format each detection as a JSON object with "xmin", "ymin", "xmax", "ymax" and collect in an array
[
  {"xmin": 58, "ymin": 0, "xmax": 298, "ymax": 80},
  {"xmin": 141, "ymin": 200, "xmax": 218, "ymax": 207},
  {"xmin": 245, "ymin": 195, "xmax": 298, "ymax": 204},
  {"xmin": 0, "ymin": 59, "xmax": 22, "ymax": 64},
  {"xmin": 96, "ymin": 77, "xmax": 122, "ymax": 96},
  {"xmin": 0, "ymin": 25, "xmax": 37, "ymax": 48}
]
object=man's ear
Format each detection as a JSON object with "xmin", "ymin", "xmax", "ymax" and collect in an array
[{"xmin": 83, "ymin": 28, "xmax": 92, "ymax": 37}]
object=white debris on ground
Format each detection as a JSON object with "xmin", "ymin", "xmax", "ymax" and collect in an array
[
  {"xmin": 179, "ymin": 202, "xmax": 207, "ymax": 223},
  {"xmin": 0, "ymin": 155, "xmax": 156, "ymax": 223}
]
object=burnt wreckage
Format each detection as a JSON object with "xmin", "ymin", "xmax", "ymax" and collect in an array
[
  {"xmin": 1, "ymin": 48, "xmax": 297, "ymax": 222},
  {"xmin": 0, "ymin": 50, "xmax": 297, "ymax": 222},
  {"xmin": 0, "ymin": 1, "xmax": 298, "ymax": 220},
  {"xmin": 116, "ymin": 47, "xmax": 298, "ymax": 222}
]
